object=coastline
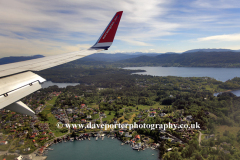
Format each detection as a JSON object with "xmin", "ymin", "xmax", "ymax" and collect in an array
[
  {"xmin": 214, "ymin": 89, "xmax": 240, "ymax": 95},
  {"xmin": 43, "ymin": 133, "xmax": 159, "ymax": 160}
]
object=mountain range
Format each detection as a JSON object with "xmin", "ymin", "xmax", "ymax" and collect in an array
[{"xmin": 1, "ymin": 49, "xmax": 240, "ymax": 68}]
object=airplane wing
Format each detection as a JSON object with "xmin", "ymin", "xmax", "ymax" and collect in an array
[{"xmin": 0, "ymin": 11, "xmax": 123, "ymax": 116}]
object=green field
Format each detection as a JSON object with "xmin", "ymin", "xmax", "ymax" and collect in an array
[
  {"xmin": 0, "ymin": 155, "xmax": 17, "ymax": 160},
  {"xmin": 42, "ymin": 97, "xmax": 67, "ymax": 137},
  {"xmin": 102, "ymin": 111, "xmax": 116, "ymax": 122}
]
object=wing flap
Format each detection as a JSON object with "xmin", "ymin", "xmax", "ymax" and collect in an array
[
  {"xmin": 0, "ymin": 72, "xmax": 46, "ymax": 109},
  {"xmin": 5, "ymin": 101, "xmax": 35, "ymax": 116}
]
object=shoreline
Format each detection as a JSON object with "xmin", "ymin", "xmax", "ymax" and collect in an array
[
  {"xmin": 214, "ymin": 89, "xmax": 240, "ymax": 95},
  {"xmin": 42, "ymin": 133, "xmax": 159, "ymax": 160}
]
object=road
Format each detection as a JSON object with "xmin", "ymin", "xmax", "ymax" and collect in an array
[{"xmin": 198, "ymin": 131, "xmax": 202, "ymax": 146}]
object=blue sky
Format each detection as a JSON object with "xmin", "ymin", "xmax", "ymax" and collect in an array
[{"xmin": 1, "ymin": 0, "xmax": 240, "ymax": 57}]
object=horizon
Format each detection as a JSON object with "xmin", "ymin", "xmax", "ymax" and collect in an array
[
  {"xmin": 1, "ymin": 0, "xmax": 240, "ymax": 58},
  {"xmin": 1, "ymin": 48, "xmax": 240, "ymax": 58}
]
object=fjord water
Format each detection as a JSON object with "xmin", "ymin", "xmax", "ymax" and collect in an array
[
  {"xmin": 46, "ymin": 138, "xmax": 158, "ymax": 160},
  {"xmin": 124, "ymin": 67, "xmax": 240, "ymax": 82},
  {"xmin": 41, "ymin": 81, "xmax": 79, "ymax": 88}
]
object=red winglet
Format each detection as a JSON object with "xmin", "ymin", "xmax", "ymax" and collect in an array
[{"xmin": 91, "ymin": 11, "xmax": 123, "ymax": 50}]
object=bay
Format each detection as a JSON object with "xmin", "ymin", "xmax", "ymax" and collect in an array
[
  {"xmin": 46, "ymin": 138, "xmax": 158, "ymax": 160},
  {"xmin": 41, "ymin": 81, "xmax": 79, "ymax": 88},
  {"xmin": 214, "ymin": 90, "xmax": 240, "ymax": 97},
  {"xmin": 124, "ymin": 67, "xmax": 240, "ymax": 82}
]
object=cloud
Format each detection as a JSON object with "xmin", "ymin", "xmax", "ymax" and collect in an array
[
  {"xmin": 121, "ymin": 39, "xmax": 153, "ymax": 46},
  {"xmin": 1, "ymin": 0, "xmax": 240, "ymax": 56},
  {"xmin": 0, "ymin": 35, "xmax": 91, "ymax": 57},
  {"xmin": 192, "ymin": 0, "xmax": 240, "ymax": 9},
  {"xmin": 0, "ymin": 0, "xmax": 181, "ymax": 57},
  {"xmin": 198, "ymin": 33, "xmax": 240, "ymax": 41}
]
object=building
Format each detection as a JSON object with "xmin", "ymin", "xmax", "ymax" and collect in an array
[
  {"xmin": 14, "ymin": 155, "xmax": 23, "ymax": 160},
  {"xmin": 0, "ymin": 141, "xmax": 8, "ymax": 145}
]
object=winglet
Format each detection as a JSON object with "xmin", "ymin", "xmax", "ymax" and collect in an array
[{"xmin": 90, "ymin": 11, "xmax": 123, "ymax": 50}]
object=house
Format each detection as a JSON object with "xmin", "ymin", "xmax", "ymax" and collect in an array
[
  {"xmin": 39, "ymin": 138, "xmax": 45, "ymax": 141},
  {"xmin": 87, "ymin": 115, "xmax": 92, "ymax": 119},
  {"xmin": 81, "ymin": 119, "xmax": 86, "ymax": 123},
  {"xmin": 137, "ymin": 114, "xmax": 142, "ymax": 118},
  {"xmin": 180, "ymin": 120, "xmax": 187, "ymax": 124},
  {"xmin": 205, "ymin": 134, "xmax": 215, "ymax": 139},
  {"xmin": 0, "ymin": 141, "xmax": 8, "ymax": 145},
  {"xmin": 119, "ymin": 131, "xmax": 124, "ymax": 135},
  {"xmin": 73, "ymin": 115, "xmax": 78, "ymax": 118},
  {"xmin": 171, "ymin": 138, "xmax": 182, "ymax": 143},
  {"xmin": 100, "ymin": 113, "xmax": 106, "ymax": 118},
  {"xmin": 30, "ymin": 135, "xmax": 35, "ymax": 139},
  {"xmin": 186, "ymin": 115, "xmax": 193, "ymax": 121},
  {"xmin": 63, "ymin": 119, "xmax": 69, "ymax": 124},
  {"xmin": 135, "ymin": 135, "xmax": 140, "ymax": 140},
  {"xmin": 125, "ymin": 132, "xmax": 132, "ymax": 138},
  {"xmin": 113, "ymin": 120, "xmax": 118, "ymax": 124},
  {"xmin": 14, "ymin": 155, "xmax": 23, "ymax": 160},
  {"xmin": 19, "ymin": 140, "xmax": 24, "ymax": 145},
  {"xmin": 66, "ymin": 109, "xmax": 73, "ymax": 114},
  {"xmin": 149, "ymin": 112, "xmax": 156, "ymax": 117},
  {"xmin": 159, "ymin": 113, "xmax": 166, "ymax": 117},
  {"xmin": 24, "ymin": 147, "xmax": 31, "ymax": 151},
  {"xmin": 81, "ymin": 104, "xmax": 86, "ymax": 108},
  {"xmin": 102, "ymin": 121, "xmax": 107, "ymax": 124}
]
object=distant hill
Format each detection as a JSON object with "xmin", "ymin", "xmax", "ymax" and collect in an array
[
  {"xmin": 117, "ymin": 51, "xmax": 240, "ymax": 67},
  {"xmin": 83, "ymin": 53, "xmax": 161, "ymax": 62},
  {"xmin": 183, "ymin": 49, "xmax": 233, "ymax": 53},
  {"xmin": 2, "ymin": 49, "xmax": 240, "ymax": 68},
  {"xmin": 0, "ymin": 55, "xmax": 44, "ymax": 65}
]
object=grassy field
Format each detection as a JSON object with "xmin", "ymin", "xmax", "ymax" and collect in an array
[
  {"xmin": 0, "ymin": 155, "xmax": 17, "ymax": 160},
  {"xmin": 42, "ymin": 97, "xmax": 66, "ymax": 137},
  {"xmin": 0, "ymin": 144, "xmax": 10, "ymax": 151},
  {"xmin": 216, "ymin": 125, "xmax": 240, "ymax": 137},
  {"xmin": 91, "ymin": 114, "xmax": 99, "ymax": 120},
  {"xmin": 102, "ymin": 111, "xmax": 116, "ymax": 122},
  {"xmin": 88, "ymin": 103, "xmax": 99, "ymax": 109},
  {"xmin": 136, "ymin": 103, "xmax": 167, "ymax": 110},
  {"xmin": 215, "ymin": 125, "xmax": 240, "ymax": 149}
]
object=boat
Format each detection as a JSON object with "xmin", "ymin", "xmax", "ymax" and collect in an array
[
  {"xmin": 96, "ymin": 137, "xmax": 98, "ymax": 140},
  {"xmin": 132, "ymin": 145, "xmax": 140, "ymax": 150}
]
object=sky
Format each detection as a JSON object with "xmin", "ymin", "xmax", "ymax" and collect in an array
[{"xmin": 1, "ymin": 0, "xmax": 240, "ymax": 58}]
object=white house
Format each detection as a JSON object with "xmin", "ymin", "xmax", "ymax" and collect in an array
[
  {"xmin": 0, "ymin": 141, "xmax": 8, "ymax": 145},
  {"xmin": 14, "ymin": 155, "xmax": 23, "ymax": 160},
  {"xmin": 87, "ymin": 115, "xmax": 92, "ymax": 119}
]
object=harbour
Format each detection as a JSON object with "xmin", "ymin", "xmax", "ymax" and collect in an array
[{"xmin": 45, "ymin": 134, "xmax": 158, "ymax": 160}]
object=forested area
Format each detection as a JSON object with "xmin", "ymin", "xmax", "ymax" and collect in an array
[{"xmin": 33, "ymin": 65, "xmax": 240, "ymax": 159}]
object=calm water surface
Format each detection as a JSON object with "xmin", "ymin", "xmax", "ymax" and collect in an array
[
  {"xmin": 41, "ymin": 81, "xmax": 79, "ymax": 88},
  {"xmin": 124, "ymin": 67, "xmax": 240, "ymax": 96},
  {"xmin": 46, "ymin": 138, "xmax": 158, "ymax": 160},
  {"xmin": 124, "ymin": 67, "xmax": 240, "ymax": 82}
]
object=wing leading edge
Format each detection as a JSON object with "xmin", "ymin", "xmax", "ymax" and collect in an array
[{"xmin": 0, "ymin": 11, "xmax": 123, "ymax": 116}]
